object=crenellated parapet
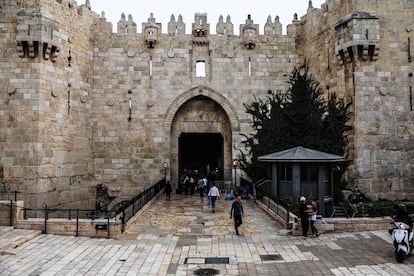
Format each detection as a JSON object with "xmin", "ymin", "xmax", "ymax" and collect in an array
[
  {"xmin": 216, "ymin": 15, "xmax": 233, "ymax": 35},
  {"xmin": 117, "ymin": 13, "xmax": 138, "ymax": 34},
  {"xmin": 16, "ymin": 8, "xmax": 63, "ymax": 61},
  {"xmin": 168, "ymin": 14, "xmax": 185, "ymax": 36},
  {"xmin": 334, "ymin": 12, "xmax": 380, "ymax": 64},
  {"xmin": 264, "ymin": 15, "xmax": 282, "ymax": 37}
]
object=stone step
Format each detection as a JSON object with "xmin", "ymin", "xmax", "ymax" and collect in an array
[
  {"xmin": 0, "ymin": 228, "xmax": 42, "ymax": 255},
  {"xmin": 0, "ymin": 226, "xmax": 14, "ymax": 236}
]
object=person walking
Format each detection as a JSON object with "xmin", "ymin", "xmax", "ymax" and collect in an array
[
  {"xmin": 230, "ymin": 194, "xmax": 244, "ymax": 235},
  {"xmin": 208, "ymin": 182, "xmax": 220, "ymax": 213},
  {"xmin": 310, "ymin": 199, "xmax": 320, "ymax": 237},
  {"xmin": 164, "ymin": 181, "xmax": 172, "ymax": 201},
  {"xmin": 299, "ymin": 196, "xmax": 311, "ymax": 237}
]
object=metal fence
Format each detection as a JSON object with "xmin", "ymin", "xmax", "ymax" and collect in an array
[
  {"xmin": 119, "ymin": 179, "xmax": 165, "ymax": 226},
  {"xmin": 0, "ymin": 180, "xmax": 165, "ymax": 237},
  {"xmin": 254, "ymin": 179, "xmax": 292, "ymax": 227}
]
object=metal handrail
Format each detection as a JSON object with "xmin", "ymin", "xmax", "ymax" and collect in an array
[
  {"xmin": 254, "ymin": 179, "xmax": 291, "ymax": 227},
  {"xmin": 1, "ymin": 180, "xmax": 165, "ymax": 236}
]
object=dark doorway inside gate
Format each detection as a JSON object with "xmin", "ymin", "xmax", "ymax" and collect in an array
[{"xmin": 179, "ymin": 133, "xmax": 223, "ymax": 179}]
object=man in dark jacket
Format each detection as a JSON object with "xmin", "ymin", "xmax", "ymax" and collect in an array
[
  {"xmin": 299, "ymin": 196, "xmax": 311, "ymax": 237},
  {"xmin": 230, "ymin": 195, "xmax": 244, "ymax": 235}
]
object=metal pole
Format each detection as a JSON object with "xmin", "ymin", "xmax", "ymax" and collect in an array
[
  {"xmin": 233, "ymin": 167, "xmax": 236, "ymax": 191},
  {"xmin": 107, "ymin": 217, "xmax": 110, "ymax": 239},
  {"xmin": 286, "ymin": 204, "xmax": 290, "ymax": 229},
  {"xmin": 331, "ymin": 166, "xmax": 334, "ymax": 209},
  {"xmin": 76, "ymin": 209, "xmax": 79, "ymax": 237},
  {"xmin": 44, "ymin": 205, "xmax": 48, "ymax": 234},
  {"xmin": 9, "ymin": 200, "xmax": 13, "ymax": 226},
  {"xmin": 121, "ymin": 208, "xmax": 126, "ymax": 233}
]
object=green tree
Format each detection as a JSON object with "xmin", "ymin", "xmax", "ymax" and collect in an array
[{"xmin": 239, "ymin": 67, "xmax": 352, "ymax": 182}]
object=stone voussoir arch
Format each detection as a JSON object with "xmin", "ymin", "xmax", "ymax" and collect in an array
[{"xmin": 164, "ymin": 85, "xmax": 240, "ymax": 133}]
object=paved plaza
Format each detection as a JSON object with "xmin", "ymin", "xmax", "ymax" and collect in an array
[{"xmin": 1, "ymin": 193, "xmax": 414, "ymax": 275}]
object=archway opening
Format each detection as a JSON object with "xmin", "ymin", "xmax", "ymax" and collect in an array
[
  {"xmin": 169, "ymin": 93, "xmax": 233, "ymax": 188},
  {"xmin": 179, "ymin": 133, "xmax": 223, "ymax": 179}
]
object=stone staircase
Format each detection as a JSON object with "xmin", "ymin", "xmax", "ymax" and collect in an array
[
  {"xmin": 0, "ymin": 226, "xmax": 41, "ymax": 255},
  {"xmin": 331, "ymin": 205, "xmax": 347, "ymax": 218}
]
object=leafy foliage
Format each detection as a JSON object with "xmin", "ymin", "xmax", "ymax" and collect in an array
[{"xmin": 239, "ymin": 67, "xmax": 352, "ymax": 182}]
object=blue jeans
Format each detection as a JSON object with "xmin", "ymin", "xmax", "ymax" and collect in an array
[{"xmin": 210, "ymin": 196, "xmax": 217, "ymax": 209}]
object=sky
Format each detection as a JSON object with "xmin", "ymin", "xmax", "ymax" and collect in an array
[{"xmin": 89, "ymin": 0, "xmax": 326, "ymax": 35}]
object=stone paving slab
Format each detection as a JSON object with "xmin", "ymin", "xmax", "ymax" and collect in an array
[
  {"xmin": 0, "ymin": 227, "xmax": 41, "ymax": 256},
  {"xmin": 0, "ymin": 194, "xmax": 413, "ymax": 275}
]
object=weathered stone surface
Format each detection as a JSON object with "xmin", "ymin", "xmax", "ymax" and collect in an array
[{"xmin": 0, "ymin": 0, "xmax": 413, "ymax": 211}]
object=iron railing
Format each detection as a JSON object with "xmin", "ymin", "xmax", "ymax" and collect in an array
[
  {"xmin": 254, "ymin": 179, "xmax": 291, "ymax": 227},
  {"xmin": 0, "ymin": 180, "xmax": 165, "ymax": 237},
  {"xmin": 119, "ymin": 179, "xmax": 165, "ymax": 227}
]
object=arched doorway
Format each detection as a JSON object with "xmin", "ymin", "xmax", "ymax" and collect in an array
[{"xmin": 169, "ymin": 94, "xmax": 233, "ymax": 188}]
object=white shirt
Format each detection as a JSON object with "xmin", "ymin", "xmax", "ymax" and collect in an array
[{"xmin": 208, "ymin": 186, "xmax": 220, "ymax": 197}]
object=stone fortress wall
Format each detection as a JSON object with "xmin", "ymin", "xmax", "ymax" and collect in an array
[
  {"xmin": 0, "ymin": 0, "xmax": 413, "ymax": 211},
  {"xmin": 299, "ymin": 0, "xmax": 414, "ymax": 200}
]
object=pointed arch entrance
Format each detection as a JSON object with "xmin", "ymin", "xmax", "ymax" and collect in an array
[{"xmin": 165, "ymin": 86, "xmax": 238, "ymax": 188}]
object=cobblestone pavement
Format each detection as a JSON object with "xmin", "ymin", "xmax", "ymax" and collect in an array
[{"xmin": 1, "ymin": 193, "xmax": 414, "ymax": 275}]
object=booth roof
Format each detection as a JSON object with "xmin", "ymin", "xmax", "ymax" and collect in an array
[{"xmin": 257, "ymin": 146, "xmax": 345, "ymax": 163}]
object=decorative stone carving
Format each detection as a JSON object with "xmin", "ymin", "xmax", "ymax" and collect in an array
[
  {"xmin": 167, "ymin": 48, "xmax": 175, "ymax": 58},
  {"xmin": 80, "ymin": 94, "xmax": 88, "ymax": 103},
  {"xmin": 107, "ymin": 98, "xmax": 115, "ymax": 106},
  {"xmin": 266, "ymin": 51, "xmax": 273, "ymax": 58},
  {"xmin": 127, "ymin": 50, "xmax": 135, "ymax": 57},
  {"xmin": 7, "ymin": 86, "xmax": 17, "ymax": 95}
]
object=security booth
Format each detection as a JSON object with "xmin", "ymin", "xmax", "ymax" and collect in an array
[{"xmin": 257, "ymin": 146, "xmax": 345, "ymax": 216}]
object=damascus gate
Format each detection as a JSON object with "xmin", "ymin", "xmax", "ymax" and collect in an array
[{"xmin": 0, "ymin": 0, "xmax": 413, "ymax": 211}]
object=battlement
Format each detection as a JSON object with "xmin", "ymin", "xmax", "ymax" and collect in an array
[{"xmin": 111, "ymin": 12, "xmax": 291, "ymax": 37}]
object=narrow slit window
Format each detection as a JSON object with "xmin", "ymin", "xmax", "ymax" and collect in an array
[
  {"xmin": 149, "ymin": 56, "xmax": 153, "ymax": 76},
  {"xmin": 248, "ymin": 57, "xmax": 251, "ymax": 77},
  {"xmin": 196, "ymin": 61, "xmax": 206, "ymax": 77}
]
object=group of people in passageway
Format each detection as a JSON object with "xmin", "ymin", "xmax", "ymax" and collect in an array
[
  {"xmin": 163, "ymin": 169, "xmax": 246, "ymax": 236},
  {"xmin": 299, "ymin": 196, "xmax": 320, "ymax": 238},
  {"xmin": 177, "ymin": 170, "xmax": 208, "ymax": 196}
]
